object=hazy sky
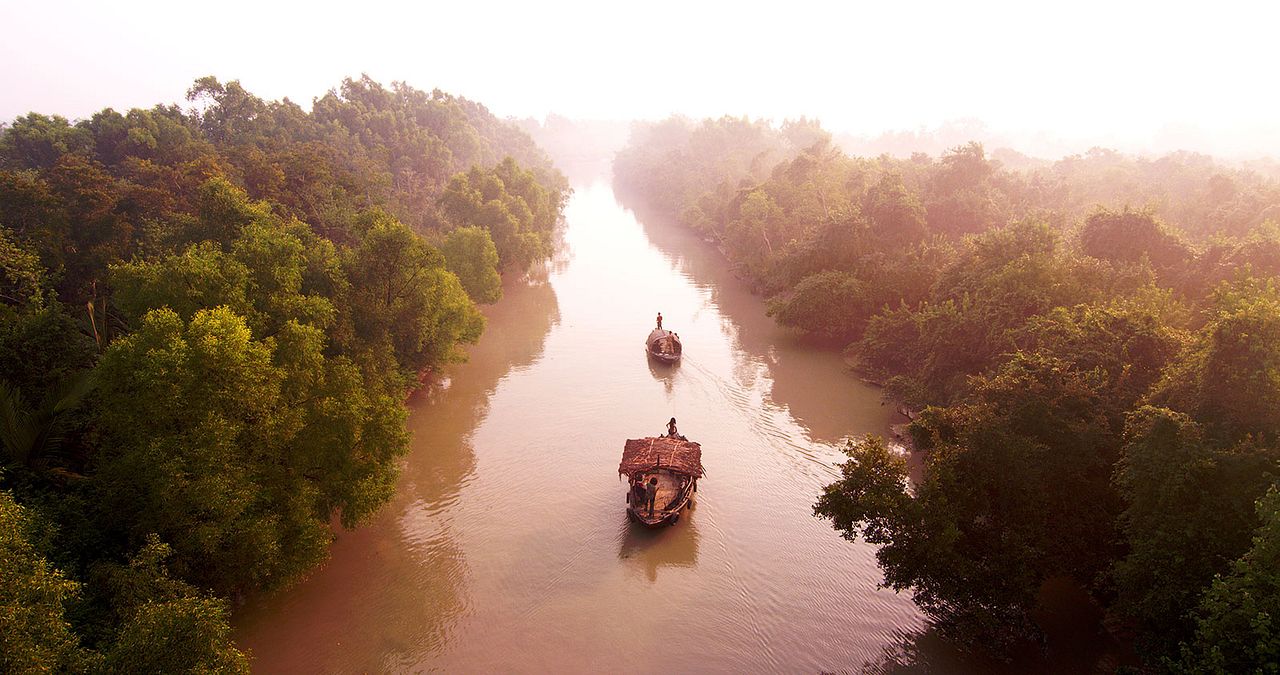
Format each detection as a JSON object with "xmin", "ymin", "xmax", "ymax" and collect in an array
[{"xmin": 3, "ymin": 0, "xmax": 1277, "ymax": 156}]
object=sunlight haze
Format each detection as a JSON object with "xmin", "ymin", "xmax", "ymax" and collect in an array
[
  {"xmin": 3, "ymin": 0, "xmax": 1278, "ymax": 157},
  {"xmin": 7, "ymin": 1, "xmax": 1280, "ymax": 672}
]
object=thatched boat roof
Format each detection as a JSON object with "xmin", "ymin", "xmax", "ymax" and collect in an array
[{"xmin": 620, "ymin": 437, "xmax": 704, "ymax": 477}]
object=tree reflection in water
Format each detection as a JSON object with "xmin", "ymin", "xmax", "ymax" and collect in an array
[
  {"xmin": 617, "ymin": 188, "xmax": 894, "ymax": 446},
  {"xmin": 233, "ymin": 277, "xmax": 560, "ymax": 673}
]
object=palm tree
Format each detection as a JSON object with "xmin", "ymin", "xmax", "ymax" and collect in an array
[{"xmin": 0, "ymin": 373, "xmax": 95, "ymax": 473}]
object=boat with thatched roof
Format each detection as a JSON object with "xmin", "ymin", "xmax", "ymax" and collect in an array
[
  {"xmin": 619, "ymin": 436, "xmax": 703, "ymax": 527},
  {"xmin": 645, "ymin": 328, "xmax": 682, "ymax": 363}
]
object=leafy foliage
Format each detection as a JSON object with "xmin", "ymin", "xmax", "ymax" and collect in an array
[
  {"xmin": 1179, "ymin": 487, "xmax": 1280, "ymax": 673},
  {"xmin": 0, "ymin": 75, "xmax": 565, "ymax": 664},
  {"xmin": 0, "ymin": 490, "xmax": 88, "ymax": 674},
  {"xmin": 440, "ymin": 225, "xmax": 502, "ymax": 303},
  {"xmin": 1112, "ymin": 407, "xmax": 1279, "ymax": 663},
  {"xmin": 1150, "ymin": 278, "xmax": 1280, "ymax": 444},
  {"xmin": 617, "ymin": 116, "xmax": 1280, "ymax": 668},
  {"xmin": 438, "ymin": 158, "xmax": 566, "ymax": 271}
]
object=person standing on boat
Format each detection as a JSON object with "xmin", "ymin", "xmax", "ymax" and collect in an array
[
  {"xmin": 656, "ymin": 312, "xmax": 663, "ymax": 329},
  {"xmin": 631, "ymin": 476, "xmax": 646, "ymax": 507},
  {"xmin": 645, "ymin": 476, "xmax": 658, "ymax": 515}
]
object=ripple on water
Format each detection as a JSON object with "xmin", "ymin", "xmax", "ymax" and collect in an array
[{"xmin": 236, "ymin": 182, "xmax": 923, "ymax": 673}]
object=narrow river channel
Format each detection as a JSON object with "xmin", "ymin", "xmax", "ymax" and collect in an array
[{"xmin": 233, "ymin": 181, "xmax": 925, "ymax": 672}]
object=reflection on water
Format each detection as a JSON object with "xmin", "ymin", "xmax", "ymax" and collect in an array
[
  {"xmin": 233, "ymin": 278, "xmax": 561, "ymax": 673},
  {"xmin": 619, "ymin": 193, "xmax": 896, "ymax": 445},
  {"xmin": 235, "ymin": 181, "xmax": 924, "ymax": 673},
  {"xmin": 645, "ymin": 353, "xmax": 680, "ymax": 395},
  {"xmin": 865, "ymin": 617, "xmax": 1124, "ymax": 675},
  {"xmin": 617, "ymin": 513, "xmax": 700, "ymax": 584}
]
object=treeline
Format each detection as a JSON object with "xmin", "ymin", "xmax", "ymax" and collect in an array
[
  {"xmin": 614, "ymin": 117, "xmax": 1280, "ymax": 671},
  {"xmin": 0, "ymin": 77, "xmax": 566, "ymax": 672}
]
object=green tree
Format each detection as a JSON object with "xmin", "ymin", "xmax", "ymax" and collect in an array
[
  {"xmin": 94, "ymin": 535, "xmax": 249, "ymax": 674},
  {"xmin": 923, "ymin": 142, "xmax": 1007, "ymax": 236},
  {"xmin": 814, "ymin": 435, "xmax": 914, "ymax": 548},
  {"xmin": 92, "ymin": 307, "xmax": 329, "ymax": 594},
  {"xmin": 0, "ymin": 373, "xmax": 94, "ymax": 473},
  {"xmin": 766, "ymin": 270, "xmax": 865, "ymax": 338},
  {"xmin": 0, "ymin": 74, "xmax": 569, "ymax": 672},
  {"xmin": 190, "ymin": 176, "xmax": 276, "ymax": 248},
  {"xmin": 42, "ymin": 155, "xmax": 135, "ymax": 302},
  {"xmin": 0, "ymin": 302, "xmax": 96, "ymax": 398},
  {"xmin": 110, "ymin": 242, "xmax": 256, "ymax": 325},
  {"xmin": 0, "ymin": 113, "xmax": 93, "ymax": 170},
  {"xmin": 864, "ymin": 173, "xmax": 927, "ymax": 247},
  {"xmin": 819, "ymin": 353, "xmax": 1123, "ymax": 645},
  {"xmin": 1111, "ymin": 407, "xmax": 1279, "ymax": 663},
  {"xmin": 270, "ymin": 320, "xmax": 408, "ymax": 527},
  {"xmin": 723, "ymin": 189, "xmax": 785, "ymax": 281},
  {"xmin": 1151, "ymin": 277, "xmax": 1280, "ymax": 443},
  {"xmin": 0, "ymin": 491, "xmax": 89, "ymax": 674},
  {"xmin": 0, "ymin": 225, "xmax": 47, "ymax": 306},
  {"xmin": 1180, "ymin": 486, "xmax": 1280, "ymax": 674},
  {"xmin": 440, "ymin": 225, "xmax": 502, "ymax": 303},
  {"xmin": 1080, "ymin": 207, "xmax": 1192, "ymax": 275},
  {"xmin": 103, "ymin": 597, "xmax": 248, "ymax": 674},
  {"xmin": 346, "ymin": 212, "xmax": 483, "ymax": 379},
  {"xmin": 1010, "ymin": 290, "xmax": 1188, "ymax": 411},
  {"xmin": 437, "ymin": 159, "xmax": 561, "ymax": 272},
  {"xmin": 230, "ymin": 221, "xmax": 337, "ymax": 332}
]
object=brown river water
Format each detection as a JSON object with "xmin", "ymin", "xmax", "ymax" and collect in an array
[{"xmin": 233, "ymin": 181, "xmax": 929, "ymax": 673}]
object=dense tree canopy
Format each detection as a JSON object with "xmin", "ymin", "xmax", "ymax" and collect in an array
[
  {"xmin": 1180, "ymin": 487, "xmax": 1280, "ymax": 673},
  {"xmin": 440, "ymin": 225, "xmax": 503, "ymax": 303},
  {"xmin": 0, "ymin": 76, "xmax": 565, "ymax": 665},
  {"xmin": 1, "ymin": 490, "xmax": 88, "ymax": 674},
  {"xmin": 616, "ymin": 117, "xmax": 1280, "ymax": 670}
]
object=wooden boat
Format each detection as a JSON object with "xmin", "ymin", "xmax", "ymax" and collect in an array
[
  {"xmin": 645, "ymin": 327, "xmax": 682, "ymax": 363},
  {"xmin": 619, "ymin": 436, "xmax": 703, "ymax": 527}
]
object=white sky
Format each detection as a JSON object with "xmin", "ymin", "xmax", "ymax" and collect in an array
[{"xmin": 2, "ymin": 0, "xmax": 1278, "ymax": 157}]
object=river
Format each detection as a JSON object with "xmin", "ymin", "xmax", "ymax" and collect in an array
[{"xmin": 233, "ymin": 181, "xmax": 927, "ymax": 672}]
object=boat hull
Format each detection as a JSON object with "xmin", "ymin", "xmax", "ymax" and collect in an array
[
  {"xmin": 645, "ymin": 328, "xmax": 682, "ymax": 363},
  {"xmin": 646, "ymin": 347, "xmax": 680, "ymax": 364},
  {"xmin": 625, "ymin": 470, "xmax": 695, "ymax": 527},
  {"xmin": 627, "ymin": 506, "xmax": 683, "ymax": 527}
]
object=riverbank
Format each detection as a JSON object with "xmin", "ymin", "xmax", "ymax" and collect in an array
[{"xmin": 234, "ymin": 180, "xmax": 927, "ymax": 672}]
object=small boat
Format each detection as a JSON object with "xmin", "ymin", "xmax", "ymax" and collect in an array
[
  {"xmin": 645, "ymin": 328, "xmax": 682, "ymax": 363},
  {"xmin": 619, "ymin": 436, "xmax": 704, "ymax": 527}
]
